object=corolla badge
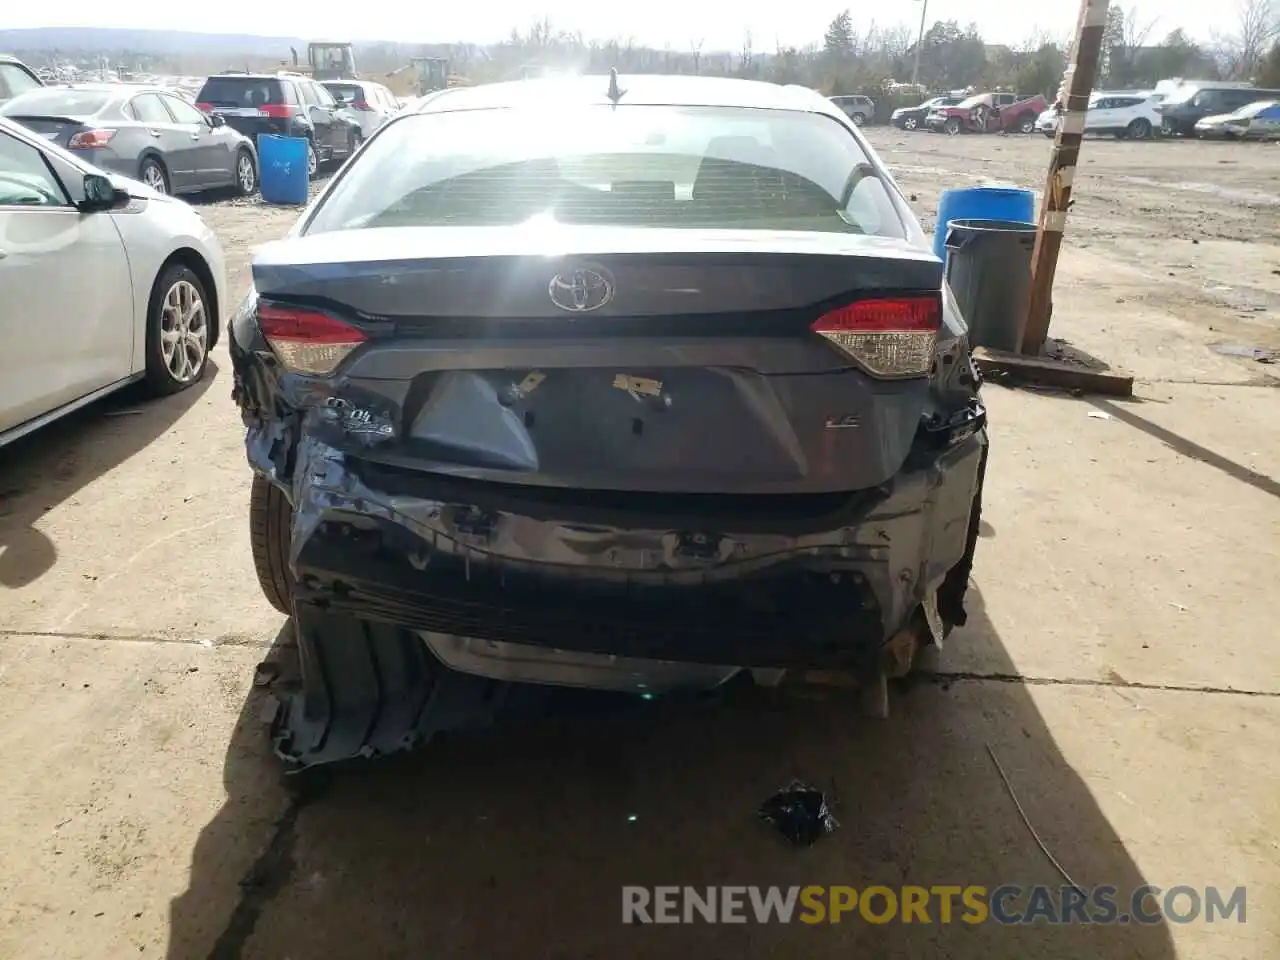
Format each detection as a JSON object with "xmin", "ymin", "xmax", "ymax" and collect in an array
[{"xmin": 548, "ymin": 266, "xmax": 615, "ymax": 313}]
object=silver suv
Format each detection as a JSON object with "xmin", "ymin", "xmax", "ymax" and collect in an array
[{"xmin": 830, "ymin": 94, "xmax": 875, "ymax": 125}]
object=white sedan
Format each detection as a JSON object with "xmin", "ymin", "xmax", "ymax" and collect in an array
[{"xmin": 0, "ymin": 115, "xmax": 226, "ymax": 447}]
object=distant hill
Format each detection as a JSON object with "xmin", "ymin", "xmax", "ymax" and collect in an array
[{"xmin": 0, "ymin": 27, "xmax": 303, "ymax": 58}]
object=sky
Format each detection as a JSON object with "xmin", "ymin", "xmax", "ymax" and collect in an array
[{"xmin": 3, "ymin": 0, "xmax": 1227, "ymax": 51}]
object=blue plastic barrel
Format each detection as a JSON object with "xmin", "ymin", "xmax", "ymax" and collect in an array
[
  {"xmin": 257, "ymin": 134, "xmax": 309, "ymax": 205},
  {"xmin": 933, "ymin": 186, "xmax": 1035, "ymax": 261}
]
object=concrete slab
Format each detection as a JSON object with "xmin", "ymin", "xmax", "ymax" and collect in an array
[
  {"xmin": 0, "ymin": 633, "xmax": 285, "ymax": 960},
  {"xmin": 948, "ymin": 384, "xmax": 1280, "ymax": 693}
]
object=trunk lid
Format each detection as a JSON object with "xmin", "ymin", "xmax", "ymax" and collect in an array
[
  {"xmin": 7, "ymin": 115, "xmax": 90, "ymax": 149},
  {"xmin": 253, "ymin": 227, "xmax": 943, "ymax": 495}
]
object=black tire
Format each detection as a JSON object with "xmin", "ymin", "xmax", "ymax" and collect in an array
[
  {"xmin": 138, "ymin": 156, "xmax": 169, "ymax": 195},
  {"xmin": 903, "ymin": 116, "xmax": 918, "ymax": 130},
  {"xmin": 1018, "ymin": 114, "xmax": 1036, "ymax": 134},
  {"xmin": 306, "ymin": 138, "xmax": 319, "ymax": 180},
  {"xmin": 944, "ymin": 117, "xmax": 962, "ymax": 136},
  {"xmin": 250, "ymin": 474, "xmax": 294, "ymax": 616},
  {"xmin": 852, "ymin": 113, "xmax": 866, "ymax": 126},
  {"xmin": 1127, "ymin": 118, "xmax": 1152, "ymax": 140},
  {"xmin": 144, "ymin": 263, "xmax": 211, "ymax": 396},
  {"xmin": 234, "ymin": 147, "xmax": 258, "ymax": 196}
]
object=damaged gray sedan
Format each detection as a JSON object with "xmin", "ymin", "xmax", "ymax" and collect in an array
[{"xmin": 230, "ymin": 75, "xmax": 988, "ymax": 768}]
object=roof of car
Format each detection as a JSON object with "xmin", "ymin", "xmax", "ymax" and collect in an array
[
  {"xmin": 413, "ymin": 75, "xmax": 837, "ymax": 115},
  {"xmin": 9, "ymin": 83, "xmax": 169, "ymax": 99}
]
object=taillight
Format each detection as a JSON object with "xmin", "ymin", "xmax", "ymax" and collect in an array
[
  {"xmin": 810, "ymin": 296, "xmax": 941, "ymax": 378},
  {"xmin": 196, "ymin": 102, "xmax": 214, "ymax": 112},
  {"xmin": 353, "ymin": 99, "xmax": 372, "ymax": 110},
  {"xmin": 260, "ymin": 103, "xmax": 298, "ymax": 119},
  {"xmin": 67, "ymin": 129, "xmax": 115, "ymax": 149},
  {"xmin": 257, "ymin": 303, "xmax": 367, "ymax": 376}
]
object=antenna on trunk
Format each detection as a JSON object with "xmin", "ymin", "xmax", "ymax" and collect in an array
[{"xmin": 606, "ymin": 68, "xmax": 626, "ymax": 107}]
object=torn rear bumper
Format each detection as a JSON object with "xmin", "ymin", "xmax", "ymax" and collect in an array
[
  {"xmin": 288, "ymin": 427, "xmax": 983, "ymax": 663},
  {"xmin": 262, "ymin": 407, "xmax": 986, "ymax": 767}
]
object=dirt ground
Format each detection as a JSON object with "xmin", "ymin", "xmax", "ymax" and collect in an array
[{"xmin": 0, "ymin": 131, "xmax": 1277, "ymax": 960}]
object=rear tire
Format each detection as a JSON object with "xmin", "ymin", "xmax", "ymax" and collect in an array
[
  {"xmin": 944, "ymin": 117, "xmax": 962, "ymax": 136},
  {"xmin": 234, "ymin": 148, "xmax": 257, "ymax": 196},
  {"xmin": 250, "ymin": 475, "xmax": 295, "ymax": 616},
  {"xmin": 306, "ymin": 139, "xmax": 319, "ymax": 180},
  {"xmin": 852, "ymin": 113, "xmax": 866, "ymax": 126},
  {"xmin": 1017, "ymin": 114, "xmax": 1035, "ymax": 134},
  {"xmin": 1127, "ymin": 118, "xmax": 1152, "ymax": 140},
  {"xmin": 139, "ymin": 157, "xmax": 169, "ymax": 194}
]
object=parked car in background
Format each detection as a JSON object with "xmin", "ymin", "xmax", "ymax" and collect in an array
[
  {"xmin": 0, "ymin": 55, "xmax": 43, "ymax": 107},
  {"xmin": 1, "ymin": 84, "xmax": 259, "ymax": 197},
  {"xmin": 1156, "ymin": 82, "xmax": 1280, "ymax": 136},
  {"xmin": 891, "ymin": 94, "xmax": 963, "ymax": 130},
  {"xmin": 230, "ymin": 74, "xmax": 988, "ymax": 768},
  {"xmin": 321, "ymin": 79, "xmax": 399, "ymax": 140},
  {"xmin": 1195, "ymin": 99, "xmax": 1280, "ymax": 139},
  {"xmin": 194, "ymin": 72, "xmax": 361, "ymax": 179},
  {"xmin": 829, "ymin": 94, "xmax": 876, "ymax": 125},
  {"xmin": 1035, "ymin": 91, "xmax": 1164, "ymax": 139},
  {"xmin": 926, "ymin": 91, "xmax": 1046, "ymax": 135},
  {"xmin": 0, "ymin": 116, "xmax": 226, "ymax": 446}
]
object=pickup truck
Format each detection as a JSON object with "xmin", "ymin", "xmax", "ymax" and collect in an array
[{"xmin": 926, "ymin": 91, "xmax": 1047, "ymax": 135}]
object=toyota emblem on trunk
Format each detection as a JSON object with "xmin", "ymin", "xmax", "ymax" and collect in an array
[{"xmin": 548, "ymin": 266, "xmax": 614, "ymax": 313}]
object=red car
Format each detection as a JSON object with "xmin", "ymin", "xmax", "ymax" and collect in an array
[{"xmin": 925, "ymin": 91, "xmax": 1047, "ymax": 135}]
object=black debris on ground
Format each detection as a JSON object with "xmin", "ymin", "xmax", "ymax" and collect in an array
[{"xmin": 757, "ymin": 780, "xmax": 839, "ymax": 847}]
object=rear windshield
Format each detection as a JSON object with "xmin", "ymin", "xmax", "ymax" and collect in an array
[
  {"xmin": 324, "ymin": 83, "xmax": 363, "ymax": 102},
  {"xmin": 306, "ymin": 105, "xmax": 907, "ymax": 239},
  {"xmin": 1, "ymin": 88, "xmax": 113, "ymax": 117},
  {"xmin": 197, "ymin": 77, "xmax": 283, "ymax": 107}
]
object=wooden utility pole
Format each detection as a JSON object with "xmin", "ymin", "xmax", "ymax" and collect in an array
[{"xmin": 1019, "ymin": 0, "xmax": 1109, "ymax": 355}]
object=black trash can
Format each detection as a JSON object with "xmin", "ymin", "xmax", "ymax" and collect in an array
[{"xmin": 945, "ymin": 218, "xmax": 1037, "ymax": 352}]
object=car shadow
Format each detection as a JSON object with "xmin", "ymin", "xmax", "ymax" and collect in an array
[
  {"xmin": 0, "ymin": 361, "xmax": 218, "ymax": 588},
  {"xmin": 168, "ymin": 583, "xmax": 1177, "ymax": 959},
  {"xmin": 1091, "ymin": 396, "xmax": 1280, "ymax": 500}
]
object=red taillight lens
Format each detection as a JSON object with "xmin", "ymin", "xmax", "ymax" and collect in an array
[
  {"xmin": 811, "ymin": 296, "xmax": 941, "ymax": 378},
  {"xmin": 196, "ymin": 102, "xmax": 214, "ymax": 113},
  {"xmin": 67, "ymin": 129, "xmax": 115, "ymax": 149},
  {"xmin": 353, "ymin": 99, "xmax": 372, "ymax": 110},
  {"xmin": 260, "ymin": 103, "xmax": 297, "ymax": 119},
  {"xmin": 257, "ymin": 303, "xmax": 367, "ymax": 376}
]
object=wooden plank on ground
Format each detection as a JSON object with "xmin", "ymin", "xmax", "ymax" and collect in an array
[{"xmin": 973, "ymin": 346, "xmax": 1134, "ymax": 397}]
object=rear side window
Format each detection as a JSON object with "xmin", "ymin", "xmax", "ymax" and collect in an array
[
  {"xmin": 306, "ymin": 104, "xmax": 908, "ymax": 239},
  {"xmin": 130, "ymin": 93, "xmax": 174, "ymax": 124},
  {"xmin": 325, "ymin": 83, "xmax": 363, "ymax": 103},
  {"xmin": 197, "ymin": 77, "xmax": 284, "ymax": 108}
]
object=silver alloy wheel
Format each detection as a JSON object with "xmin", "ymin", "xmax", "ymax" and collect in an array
[
  {"xmin": 904, "ymin": 117, "xmax": 918, "ymax": 130},
  {"xmin": 852, "ymin": 113, "xmax": 866, "ymax": 126},
  {"xmin": 142, "ymin": 162, "xmax": 167, "ymax": 193},
  {"xmin": 306, "ymin": 141, "xmax": 318, "ymax": 178},
  {"xmin": 159, "ymin": 280, "xmax": 208, "ymax": 383},
  {"xmin": 237, "ymin": 152, "xmax": 256, "ymax": 192}
]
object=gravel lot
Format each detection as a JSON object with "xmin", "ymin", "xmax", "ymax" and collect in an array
[{"xmin": 0, "ymin": 132, "xmax": 1277, "ymax": 960}]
